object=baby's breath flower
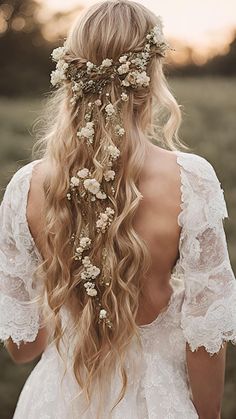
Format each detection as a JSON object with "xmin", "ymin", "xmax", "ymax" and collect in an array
[
  {"xmin": 77, "ymin": 168, "xmax": 89, "ymax": 178},
  {"xmin": 115, "ymin": 125, "xmax": 125, "ymax": 136},
  {"xmin": 50, "ymin": 60, "xmax": 68, "ymax": 86},
  {"xmin": 70, "ymin": 176, "xmax": 80, "ymax": 187},
  {"xmin": 77, "ymin": 121, "xmax": 95, "ymax": 144},
  {"xmin": 96, "ymin": 191, "xmax": 107, "ymax": 200},
  {"xmin": 95, "ymin": 99, "xmax": 102, "ymax": 106},
  {"xmin": 101, "ymin": 58, "xmax": 113, "ymax": 67},
  {"xmin": 51, "ymin": 46, "xmax": 66, "ymax": 61},
  {"xmin": 80, "ymin": 237, "xmax": 91, "ymax": 248},
  {"xmin": 86, "ymin": 61, "xmax": 94, "ymax": 71},
  {"xmin": 84, "ymin": 178, "xmax": 100, "ymax": 194},
  {"xmin": 107, "ymin": 145, "xmax": 120, "ymax": 160},
  {"xmin": 96, "ymin": 207, "xmax": 115, "ymax": 233},
  {"xmin": 117, "ymin": 62, "xmax": 130, "ymax": 75},
  {"xmin": 105, "ymin": 103, "xmax": 115, "ymax": 116},
  {"xmin": 121, "ymin": 92, "xmax": 128, "ymax": 101},
  {"xmin": 87, "ymin": 288, "xmax": 98, "ymax": 297},
  {"xmin": 119, "ymin": 55, "xmax": 128, "ymax": 63},
  {"xmin": 104, "ymin": 170, "xmax": 115, "ymax": 182},
  {"xmin": 99, "ymin": 309, "xmax": 107, "ymax": 319}
]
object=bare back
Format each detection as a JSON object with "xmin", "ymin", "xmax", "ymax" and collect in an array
[{"xmin": 27, "ymin": 143, "xmax": 182, "ymax": 327}]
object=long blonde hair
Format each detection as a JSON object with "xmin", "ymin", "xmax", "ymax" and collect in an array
[{"xmin": 34, "ymin": 0, "xmax": 183, "ymax": 417}]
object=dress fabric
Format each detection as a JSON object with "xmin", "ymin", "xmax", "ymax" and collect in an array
[{"xmin": 0, "ymin": 150, "xmax": 236, "ymax": 419}]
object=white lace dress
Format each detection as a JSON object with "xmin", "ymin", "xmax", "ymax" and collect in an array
[{"xmin": 1, "ymin": 150, "xmax": 236, "ymax": 419}]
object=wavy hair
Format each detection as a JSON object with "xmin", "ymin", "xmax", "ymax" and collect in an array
[{"xmin": 33, "ymin": 0, "xmax": 184, "ymax": 417}]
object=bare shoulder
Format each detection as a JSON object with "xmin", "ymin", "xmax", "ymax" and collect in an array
[{"xmin": 141, "ymin": 145, "xmax": 181, "ymax": 196}]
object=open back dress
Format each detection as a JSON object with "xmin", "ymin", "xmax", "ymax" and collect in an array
[{"xmin": 1, "ymin": 150, "xmax": 236, "ymax": 419}]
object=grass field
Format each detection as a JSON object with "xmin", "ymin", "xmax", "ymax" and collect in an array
[{"xmin": 0, "ymin": 77, "xmax": 236, "ymax": 418}]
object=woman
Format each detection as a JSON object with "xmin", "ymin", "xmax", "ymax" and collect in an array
[{"xmin": 0, "ymin": 1, "xmax": 236, "ymax": 418}]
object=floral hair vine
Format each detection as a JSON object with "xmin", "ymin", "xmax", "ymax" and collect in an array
[{"xmin": 50, "ymin": 17, "xmax": 172, "ymax": 330}]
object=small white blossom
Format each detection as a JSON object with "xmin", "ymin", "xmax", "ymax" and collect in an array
[
  {"xmin": 115, "ymin": 125, "xmax": 125, "ymax": 136},
  {"xmin": 117, "ymin": 62, "xmax": 130, "ymax": 75},
  {"xmin": 82, "ymin": 256, "xmax": 91, "ymax": 267},
  {"xmin": 104, "ymin": 170, "xmax": 115, "ymax": 182},
  {"xmin": 87, "ymin": 61, "xmax": 94, "ymax": 71},
  {"xmin": 96, "ymin": 207, "xmax": 115, "ymax": 233},
  {"xmin": 70, "ymin": 176, "xmax": 80, "ymax": 187},
  {"xmin": 107, "ymin": 145, "xmax": 120, "ymax": 160},
  {"xmin": 95, "ymin": 99, "xmax": 102, "ymax": 106},
  {"xmin": 87, "ymin": 288, "xmax": 98, "ymax": 296},
  {"xmin": 105, "ymin": 103, "xmax": 115, "ymax": 116},
  {"xmin": 96, "ymin": 191, "xmax": 107, "ymax": 200},
  {"xmin": 101, "ymin": 58, "xmax": 113, "ymax": 67},
  {"xmin": 105, "ymin": 207, "xmax": 115, "ymax": 216},
  {"xmin": 99, "ymin": 309, "xmax": 107, "ymax": 319},
  {"xmin": 77, "ymin": 122, "xmax": 95, "ymax": 144},
  {"xmin": 121, "ymin": 79, "xmax": 130, "ymax": 87},
  {"xmin": 77, "ymin": 168, "xmax": 89, "ymax": 178},
  {"xmin": 84, "ymin": 281, "xmax": 94, "ymax": 289},
  {"xmin": 50, "ymin": 60, "xmax": 68, "ymax": 86},
  {"xmin": 119, "ymin": 55, "xmax": 128, "ymax": 63},
  {"xmin": 87, "ymin": 265, "xmax": 101, "ymax": 278},
  {"xmin": 72, "ymin": 82, "xmax": 83, "ymax": 97},
  {"xmin": 135, "ymin": 71, "xmax": 150, "ymax": 87},
  {"xmin": 80, "ymin": 237, "xmax": 91, "ymax": 248},
  {"xmin": 51, "ymin": 46, "xmax": 66, "ymax": 61},
  {"xmin": 124, "ymin": 70, "xmax": 150, "ymax": 87},
  {"xmin": 84, "ymin": 178, "xmax": 100, "ymax": 194},
  {"xmin": 121, "ymin": 92, "xmax": 128, "ymax": 101}
]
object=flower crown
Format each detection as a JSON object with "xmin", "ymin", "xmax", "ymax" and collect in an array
[{"xmin": 50, "ymin": 18, "xmax": 172, "ymax": 330}]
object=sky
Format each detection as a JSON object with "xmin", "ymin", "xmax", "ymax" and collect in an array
[{"xmin": 41, "ymin": 0, "xmax": 236, "ymax": 62}]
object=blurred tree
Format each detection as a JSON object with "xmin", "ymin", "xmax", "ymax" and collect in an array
[{"xmin": 0, "ymin": 0, "xmax": 54, "ymax": 96}]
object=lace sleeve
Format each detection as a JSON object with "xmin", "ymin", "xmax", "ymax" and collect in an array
[
  {"xmin": 0, "ymin": 165, "xmax": 42, "ymax": 347},
  {"xmin": 179, "ymin": 155, "xmax": 236, "ymax": 355}
]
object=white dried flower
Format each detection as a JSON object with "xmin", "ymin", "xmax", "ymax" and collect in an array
[
  {"xmin": 121, "ymin": 92, "xmax": 128, "ymax": 101},
  {"xmin": 87, "ymin": 61, "xmax": 94, "ymax": 71},
  {"xmin": 101, "ymin": 58, "xmax": 113, "ymax": 67},
  {"xmin": 70, "ymin": 176, "xmax": 80, "ymax": 187},
  {"xmin": 80, "ymin": 237, "xmax": 91, "ymax": 248},
  {"xmin": 96, "ymin": 191, "xmax": 107, "ymax": 200},
  {"xmin": 51, "ymin": 46, "xmax": 66, "ymax": 61},
  {"xmin": 131, "ymin": 57, "xmax": 144, "ymax": 66},
  {"xmin": 107, "ymin": 145, "xmax": 120, "ymax": 160},
  {"xmin": 105, "ymin": 207, "xmax": 115, "ymax": 216},
  {"xmin": 50, "ymin": 60, "xmax": 68, "ymax": 86},
  {"xmin": 99, "ymin": 309, "xmax": 107, "ymax": 319},
  {"xmin": 95, "ymin": 99, "xmax": 102, "ymax": 106},
  {"xmin": 87, "ymin": 288, "xmax": 98, "ymax": 297},
  {"xmin": 135, "ymin": 71, "xmax": 150, "ymax": 87},
  {"xmin": 66, "ymin": 193, "xmax": 71, "ymax": 200},
  {"xmin": 105, "ymin": 103, "xmax": 115, "ymax": 116},
  {"xmin": 121, "ymin": 79, "xmax": 130, "ymax": 87},
  {"xmin": 104, "ymin": 170, "xmax": 115, "ymax": 181},
  {"xmin": 77, "ymin": 168, "xmax": 89, "ymax": 178},
  {"xmin": 96, "ymin": 207, "xmax": 115, "ymax": 233},
  {"xmin": 119, "ymin": 55, "xmax": 128, "ymax": 63},
  {"xmin": 87, "ymin": 265, "xmax": 101, "ymax": 278},
  {"xmin": 84, "ymin": 281, "xmax": 95, "ymax": 289},
  {"xmin": 125, "ymin": 70, "xmax": 150, "ymax": 87},
  {"xmin": 117, "ymin": 62, "xmax": 130, "ymax": 75},
  {"xmin": 82, "ymin": 256, "xmax": 91, "ymax": 267},
  {"xmin": 84, "ymin": 178, "xmax": 100, "ymax": 194},
  {"xmin": 115, "ymin": 125, "xmax": 125, "ymax": 136},
  {"xmin": 77, "ymin": 122, "xmax": 95, "ymax": 144}
]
